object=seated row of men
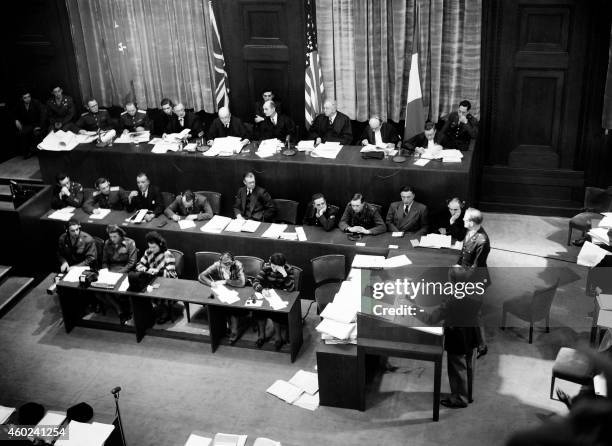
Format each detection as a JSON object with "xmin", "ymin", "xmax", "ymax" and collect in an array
[
  {"xmin": 51, "ymin": 170, "xmax": 469, "ymax": 239},
  {"xmin": 14, "ymin": 84, "xmax": 478, "ymax": 157},
  {"xmin": 58, "ymin": 221, "xmax": 296, "ymax": 349}
]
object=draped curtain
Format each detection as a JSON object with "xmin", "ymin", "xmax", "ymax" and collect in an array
[
  {"xmin": 66, "ymin": 0, "xmax": 218, "ymax": 111},
  {"xmin": 316, "ymin": 0, "xmax": 481, "ymax": 122},
  {"xmin": 603, "ymin": 25, "xmax": 612, "ymax": 129}
]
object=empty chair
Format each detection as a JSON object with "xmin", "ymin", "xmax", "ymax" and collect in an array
[
  {"xmin": 194, "ymin": 190, "xmax": 222, "ymax": 215},
  {"xmin": 550, "ymin": 347, "xmax": 594, "ymax": 399},
  {"xmin": 567, "ymin": 186, "xmax": 612, "ymax": 245},
  {"xmin": 291, "ymin": 265, "xmax": 303, "ymax": 292},
  {"xmin": 161, "ymin": 192, "xmax": 176, "ymax": 208},
  {"xmin": 501, "ymin": 278, "xmax": 560, "ymax": 343},
  {"xmin": 235, "ymin": 255, "xmax": 264, "ymax": 286},
  {"xmin": 167, "ymin": 248, "xmax": 185, "ymax": 322},
  {"xmin": 273, "ymin": 199, "xmax": 299, "ymax": 224},
  {"xmin": 185, "ymin": 251, "xmax": 222, "ymax": 322},
  {"xmin": 311, "ymin": 254, "xmax": 346, "ymax": 313}
]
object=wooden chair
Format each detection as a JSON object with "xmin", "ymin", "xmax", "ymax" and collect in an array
[
  {"xmin": 273, "ymin": 199, "xmax": 299, "ymax": 224},
  {"xmin": 567, "ymin": 186, "xmax": 612, "ymax": 245},
  {"xmin": 311, "ymin": 254, "xmax": 346, "ymax": 313},
  {"xmin": 167, "ymin": 248, "xmax": 184, "ymax": 322},
  {"xmin": 550, "ymin": 347, "xmax": 594, "ymax": 399},
  {"xmin": 194, "ymin": 190, "xmax": 222, "ymax": 215},
  {"xmin": 501, "ymin": 278, "xmax": 560, "ymax": 343}
]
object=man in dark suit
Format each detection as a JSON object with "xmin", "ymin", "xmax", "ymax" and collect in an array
[
  {"xmin": 440, "ymin": 99, "xmax": 479, "ymax": 151},
  {"xmin": 308, "ymin": 99, "xmax": 353, "ymax": 145},
  {"xmin": 302, "ymin": 193, "xmax": 339, "ymax": 231},
  {"xmin": 339, "ymin": 193, "xmax": 386, "ymax": 235},
  {"xmin": 14, "ymin": 90, "xmax": 45, "ymax": 158},
  {"xmin": 385, "ymin": 186, "xmax": 428, "ymax": 237},
  {"xmin": 126, "ymin": 172, "xmax": 164, "ymax": 221},
  {"xmin": 403, "ymin": 120, "xmax": 445, "ymax": 152},
  {"xmin": 207, "ymin": 106, "xmax": 250, "ymax": 147},
  {"xmin": 360, "ymin": 116, "xmax": 399, "ymax": 148},
  {"xmin": 83, "ymin": 177, "xmax": 128, "ymax": 214},
  {"xmin": 253, "ymin": 89, "xmax": 282, "ymax": 127},
  {"xmin": 164, "ymin": 190, "xmax": 213, "ymax": 222},
  {"xmin": 258, "ymin": 100, "xmax": 295, "ymax": 141},
  {"xmin": 233, "ymin": 172, "xmax": 275, "ymax": 222},
  {"xmin": 152, "ymin": 98, "xmax": 174, "ymax": 136},
  {"xmin": 165, "ymin": 102, "xmax": 203, "ymax": 138},
  {"xmin": 437, "ymin": 197, "xmax": 467, "ymax": 241}
]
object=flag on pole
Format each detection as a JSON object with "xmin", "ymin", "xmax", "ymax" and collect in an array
[
  {"xmin": 404, "ymin": 3, "xmax": 425, "ymax": 141},
  {"xmin": 304, "ymin": 0, "xmax": 324, "ymax": 129},
  {"xmin": 209, "ymin": 0, "xmax": 229, "ymax": 110}
]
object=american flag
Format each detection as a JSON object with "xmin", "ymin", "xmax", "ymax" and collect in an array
[
  {"xmin": 304, "ymin": 0, "xmax": 324, "ymax": 128},
  {"xmin": 209, "ymin": 0, "xmax": 229, "ymax": 110}
]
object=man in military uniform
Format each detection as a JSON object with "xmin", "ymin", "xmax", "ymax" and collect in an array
[
  {"xmin": 164, "ymin": 190, "xmax": 214, "ymax": 222},
  {"xmin": 83, "ymin": 177, "xmax": 128, "ymax": 215},
  {"xmin": 440, "ymin": 100, "xmax": 479, "ymax": 151},
  {"xmin": 51, "ymin": 172, "xmax": 84, "ymax": 209},
  {"xmin": 119, "ymin": 102, "xmax": 151, "ymax": 133},
  {"xmin": 57, "ymin": 220, "xmax": 97, "ymax": 273},
  {"xmin": 75, "ymin": 98, "xmax": 115, "ymax": 133},
  {"xmin": 338, "ymin": 193, "xmax": 386, "ymax": 235},
  {"xmin": 46, "ymin": 86, "xmax": 75, "ymax": 131}
]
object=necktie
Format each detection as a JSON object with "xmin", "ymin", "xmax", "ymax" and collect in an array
[
  {"xmin": 404, "ymin": 205, "xmax": 409, "ymax": 215},
  {"xmin": 329, "ymin": 119, "xmax": 333, "ymax": 126},
  {"xmin": 179, "ymin": 117, "xmax": 184, "ymax": 126}
]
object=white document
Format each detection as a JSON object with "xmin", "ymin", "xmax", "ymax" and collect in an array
[
  {"xmin": 266, "ymin": 380, "xmax": 304, "ymax": 404},
  {"xmin": 225, "ymin": 219, "xmax": 245, "ymax": 232},
  {"xmin": 115, "ymin": 131, "xmax": 150, "ymax": 143},
  {"xmin": 295, "ymin": 227, "xmax": 307, "ymax": 241},
  {"xmin": 88, "ymin": 208, "xmax": 112, "ymax": 220},
  {"xmin": 279, "ymin": 232, "xmax": 298, "ymax": 241},
  {"xmin": 315, "ymin": 319, "xmax": 356, "ymax": 340},
  {"xmin": 75, "ymin": 133, "xmax": 98, "ymax": 144},
  {"xmin": 241, "ymin": 220, "xmax": 261, "ymax": 232},
  {"xmin": 598, "ymin": 216, "xmax": 612, "ymax": 229},
  {"xmin": 588, "ymin": 228, "xmax": 611, "ymax": 246},
  {"xmin": 48, "ymin": 209, "xmax": 75, "ymax": 221},
  {"xmin": 256, "ymin": 139, "xmax": 282, "ymax": 158},
  {"xmin": 118, "ymin": 276, "xmax": 130, "ymax": 292},
  {"xmin": 420, "ymin": 145, "xmax": 443, "ymax": 159},
  {"xmin": 38, "ymin": 130, "xmax": 79, "ymax": 151},
  {"xmin": 351, "ymin": 254, "xmax": 386, "ymax": 269},
  {"xmin": 392, "ymin": 231, "xmax": 404, "ymax": 237},
  {"xmin": 441, "ymin": 149, "xmax": 464, "ymax": 163},
  {"xmin": 413, "ymin": 158, "xmax": 431, "ymax": 166},
  {"xmin": 419, "ymin": 233, "xmax": 452, "ymax": 249},
  {"xmin": 360, "ymin": 144, "xmax": 385, "ymax": 153},
  {"xmin": 0, "ymin": 405, "xmax": 15, "ymax": 424},
  {"xmin": 185, "ymin": 434, "xmax": 212, "ymax": 446},
  {"xmin": 206, "ymin": 137, "xmax": 242, "ymax": 157},
  {"xmin": 93, "ymin": 269, "xmax": 123, "ymax": 287},
  {"xmin": 151, "ymin": 141, "xmax": 180, "ymax": 153},
  {"xmin": 201, "ymin": 215, "xmax": 232, "ymax": 233},
  {"xmin": 261, "ymin": 223, "xmax": 288, "ymax": 239},
  {"xmin": 253, "ymin": 438, "xmax": 281, "ymax": 446},
  {"xmin": 32, "ymin": 411, "xmax": 66, "ymax": 440},
  {"xmin": 594, "ymin": 373, "xmax": 608, "ymax": 397},
  {"xmin": 311, "ymin": 142, "xmax": 343, "ymax": 159},
  {"xmin": 320, "ymin": 301, "xmax": 357, "ymax": 324},
  {"xmin": 213, "ymin": 433, "xmax": 248, "ymax": 446},
  {"xmin": 597, "ymin": 309, "xmax": 612, "ymax": 328},
  {"xmin": 577, "ymin": 241, "xmax": 609, "ymax": 267},
  {"xmin": 178, "ymin": 219, "xmax": 197, "ymax": 230},
  {"xmin": 292, "ymin": 392, "xmax": 319, "ymax": 411},
  {"xmin": 264, "ymin": 289, "xmax": 288, "ymax": 310},
  {"xmin": 56, "ymin": 420, "xmax": 114, "ymax": 446},
  {"xmin": 384, "ymin": 255, "xmax": 412, "ymax": 268},
  {"xmin": 288, "ymin": 370, "xmax": 319, "ymax": 395},
  {"xmin": 451, "ymin": 241, "xmax": 464, "ymax": 251},
  {"xmin": 597, "ymin": 294, "xmax": 612, "ymax": 311},
  {"xmin": 63, "ymin": 266, "xmax": 90, "ymax": 282},
  {"xmin": 213, "ymin": 285, "xmax": 240, "ymax": 304},
  {"xmin": 127, "ymin": 209, "xmax": 149, "ymax": 224},
  {"xmin": 296, "ymin": 140, "xmax": 315, "ymax": 151}
]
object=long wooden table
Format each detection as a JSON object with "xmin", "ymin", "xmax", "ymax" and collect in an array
[
  {"xmin": 57, "ymin": 276, "xmax": 303, "ymax": 361},
  {"xmin": 38, "ymin": 141, "xmax": 475, "ymax": 218}
]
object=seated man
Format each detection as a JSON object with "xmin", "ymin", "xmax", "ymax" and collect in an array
[
  {"xmin": 119, "ymin": 102, "xmax": 151, "ymax": 133},
  {"xmin": 46, "ymin": 85, "xmax": 75, "ymax": 132},
  {"xmin": 233, "ymin": 172, "xmax": 275, "ymax": 222},
  {"xmin": 253, "ymin": 252, "xmax": 296, "ymax": 350},
  {"xmin": 99, "ymin": 225, "xmax": 138, "ymax": 323},
  {"xmin": 153, "ymin": 98, "xmax": 174, "ymax": 136},
  {"xmin": 51, "ymin": 172, "xmax": 84, "ymax": 209},
  {"xmin": 403, "ymin": 120, "xmax": 445, "ymax": 152},
  {"xmin": 258, "ymin": 100, "xmax": 295, "ymax": 141},
  {"xmin": 126, "ymin": 172, "xmax": 164, "ymax": 221},
  {"xmin": 302, "ymin": 193, "xmax": 339, "ymax": 231},
  {"xmin": 385, "ymin": 186, "xmax": 428, "ymax": 237},
  {"xmin": 360, "ymin": 116, "xmax": 399, "ymax": 148},
  {"xmin": 339, "ymin": 193, "xmax": 386, "ymax": 235},
  {"xmin": 438, "ymin": 197, "xmax": 467, "ymax": 241},
  {"xmin": 198, "ymin": 251, "xmax": 246, "ymax": 344},
  {"xmin": 164, "ymin": 190, "xmax": 213, "ymax": 222},
  {"xmin": 14, "ymin": 90, "xmax": 45, "ymax": 158},
  {"xmin": 206, "ymin": 106, "xmax": 250, "ymax": 147},
  {"xmin": 165, "ymin": 102, "xmax": 203, "ymax": 139},
  {"xmin": 57, "ymin": 220, "xmax": 97, "ymax": 273},
  {"xmin": 440, "ymin": 100, "xmax": 478, "ymax": 151},
  {"xmin": 75, "ymin": 98, "xmax": 115, "ymax": 134},
  {"xmin": 83, "ymin": 177, "xmax": 128, "ymax": 215},
  {"xmin": 308, "ymin": 99, "xmax": 353, "ymax": 145},
  {"xmin": 253, "ymin": 89, "xmax": 282, "ymax": 127}
]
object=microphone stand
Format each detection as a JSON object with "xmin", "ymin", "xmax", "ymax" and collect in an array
[{"xmin": 111, "ymin": 387, "xmax": 128, "ymax": 446}]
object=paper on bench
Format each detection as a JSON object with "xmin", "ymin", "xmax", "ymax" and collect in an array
[
  {"xmin": 0, "ymin": 405, "xmax": 15, "ymax": 424},
  {"xmin": 63, "ymin": 266, "xmax": 90, "ymax": 282},
  {"xmin": 56, "ymin": 420, "xmax": 114, "ymax": 446},
  {"xmin": 200, "ymin": 215, "xmax": 232, "ymax": 233},
  {"xmin": 213, "ymin": 285, "xmax": 240, "ymax": 304},
  {"xmin": 88, "ymin": 208, "xmax": 112, "ymax": 220},
  {"xmin": 383, "ymin": 255, "xmax": 412, "ymax": 268},
  {"xmin": 178, "ymin": 219, "xmax": 197, "ymax": 230},
  {"xmin": 261, "ymin": 224, "xmax": 287, "ymax": 239}
]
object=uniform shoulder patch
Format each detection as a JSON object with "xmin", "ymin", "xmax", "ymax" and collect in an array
[{"xmin": 120, "ymin": 111, "xmax": 127, "ymax": 115}]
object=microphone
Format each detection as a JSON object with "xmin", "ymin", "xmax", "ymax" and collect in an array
[{"xmin": 111, "ymin": 386, "xmax": 121, "ymax": 395}]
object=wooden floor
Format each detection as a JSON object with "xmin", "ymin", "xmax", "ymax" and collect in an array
[{"xmin": 0, "ymin": 155, "xmax": 42, "ymax": 182}]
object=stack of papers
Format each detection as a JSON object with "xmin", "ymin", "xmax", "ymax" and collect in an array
[
  {"xmin": 420, "ymin": 144, "xmax": 443, "ymax": 159},
  {"xmin": 63, "ymin": 266, "xmax": 90, "ymax": 282},
  {"xmin": 311, "ymin": 142, "xmax": 342, "ymax": 159},
  {"xmin": 351, "ymin": 254, "xmax": 386, "ymax": 269},
  {"xmin": 213, "ymin": 284, "xmax": 240, "ymax": 304},
  {"xmin": 48, "ymin": 207, "xmax": 75, "ymax": 221},
  {"xmin": 38, "ymin": 130, "xmax": 79, "ymax": 151},
  {"xmin": 441, "ymin": 149, "xmax": 463, "ymax": 163},
  {"xmin": 88, "ymin": 208, "xmax": 112, "ymax": 220},
  {"xmin": 205, "ymin": 137, "xmax": 242, "ymax": 157},
  {"xmin": 316, "ymin": 319, "xmax": 356, "ymax": 341},
  {"xmin": 261, "ymin": 223, "xmax": 288, "ymax": 239},
  {"xmin": 266, "ymin": 372, "xmax": 320, "ymax": 411},
  {"xmin": 56, "ymin": 420, "xmax": 114, "ymax": 446},
  {"xmin": 588, "ymin": 228, "xmax": 611, "ymax": 246},
  {"xmin": 128, "ymin": 209, "xmax": 149, "ymax": 224},
  {"xmin": 266, "ymin": 380, "xmax": 303, "ymax": 403},
  {"xmin": 185, "ymin": 434, "xmax": 212, "ymax": 446},
  {"xmin": 289, "ymin": 370, "xmax": 319, "ymax": 395},
  {"xmin": 178, "ymin": 219, "xmax": 197, "ymax": 230},
  {"xmin": 419, "ymin": 233, "xmax": 452, "ymax": 248},
  {"xmin": 256, "ymin": 139, "xmax": 282, "ymax": 158},
  {"xmin": 320, "ymin": 301, "xmax": 357, "ymax": 324},
  {"xmin": 165, "ymin": 129, "xmax": 191, "ymax": 141},
  {"xmin": 414, "ymin": 158, "xmax": 431, "ymax": 167},
  {"xmin": 224, "ymin": 219, "xmax": 261, "ymax": 233},
  {"xmin": 0, "ymin": 405, "xmax": 15, "ymax": 423},
  {"xmin": 91, "ymin": 269, "xmax": 123, "ymax": 289},
  {"xmin": 360, "ymin": 143, "xmax": 386, "ymax": 152},
  {"xmin": 115, "ymin": 131, "xmax": 150, "ymax": 143},
  {"xmin": 151, "ymin": 141, "xmax": 180, "ymax": 153},
  {"xmin": 383, "ymin": 254, "xmax": 412, "ymax": 268},
  {"xmin": 599, "ymin": 215, "xmax": 612, "ymax": 229},
  {"xmin": 296, "ymin": 140, "xmax": 315, "ymax": 151},
  {"xmin": 213, "ymin": 433, "xmax": 248, "ymax": 446},
  {"xmin": 264, "ymin": 289, "xmax": 288, "ymax": 310},
  {"xmin": 201, "ymin": 215, "xmax": 232, "ymax": 233},
  {"xmin": 577, "ymin": 241, "xmax": 610, "ymax": 267}
]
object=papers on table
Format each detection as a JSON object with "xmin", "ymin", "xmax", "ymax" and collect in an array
[
  {"xmin": 441, "ymin": 149, "xmax": 464, "ymax": 163},
  {"xmin": 48, "ymin": 207, "xmax": 75, "ymax": 221},
  {"xmin": 383, "ymin": 254, "xmax": 412, "ymax": 268},
  {"xmin": 279, "ymin": 232, "xmax": 298, "ymax": 241},
  {"xmin": 118, "ymin": 276, "xmax": 130, "ymax": 292},
  {"xmin": 63, "ymin": 266, "xmax": 90, "ymax": 282},
  {"xmin": 212, "ymin": 284, "xmax": 240, "ymax": 304},
  {"xmin": 56, "ymin": 420, "xmax": 115, "ymax": 446},
  {"xmin": 598, "ymin": 293, "xmax": 612, "ymax": 310},
  {"xmin": 128, "ymin": 209, "xmax": 149, "ymax": 224},
  {"xmin": 91, "ymin": 269, "xmax": 123, "ymax": 289},
  {"xmin": 0, "ymin": 405, "xmax": 15, "ymax": 424},
  {"xmin": 264, "ymin": 289, "xmax": 288, "ymax": 310},
  {"xmin": 594, "ymin": 373, "xmax": 607, "ymax": 397},
  {"xmin": 360, "ymin": 143, "xmax": 386, "ymax": 152},
  {"xmin": 205, "ymin": 137, "xmax": 243, "ymax": 157},
  {"xmin": 115, "ymin": 131, "xmax": 150, "ymax": 143},
  {"xmin": 413, "ymin": 158, "xmax": 431, "ymax": 167},
  {"xmin": 598, "ymin": 216, "xmax": 612, "ymax": 229},
  {"xmin": 311, "ymin": 142, "xmax": 342, "ymax": 159},
  {"xmin": 392, "ymin": 231, "xmax": 404, "ymax": 237},
  {"xmin": 419, "ymin": 233, "xmax": 452, "ymax": 248},
  {"xmin": 165, "ymin": 129, "xmax": 192, "ymax": 141},
  {"xmin": 88, "ymin": 208, "xmax": 112, "ymax": 220},
  {"xmin": 577, "ymin": 241, "xmax": 610, "ymax": 267},
  {"xmin": 201, "ymin": 215, "xmax": 232, "ymax": 233},
  {"xmin": 266, "ymin": 380, "xmax": 304, "ymax": 404},
  {"xmin": 420, "ymin": 145, "xmax": 443, "ymax": 159},
  {"xmin": 31, "ymin": 411, "xmax": 66, "ymax": 441},
  {"xmin": 178, "ymin": 219, "xmax": 197, "ymax": 230},
  {"xmin": 151, "ymin": 141, "xmax": 180, "ymax": 153},
  {"xmin": 597, "ymin": 294, "xmax": 612, "ymax": 329},
  {"xmin": 351, "ymin": 254, "xmax": 386, "ymax": 269},
  {"xmin": 75, "ymin": 132, "xmax": 99, "ymax": 144},
  {"xmin": 261, "ymin": 223, "xmax": 288, "ymax": 239},
  {"xmin": 316, "ymin": 318, "xmax": 356, "ymax": 340},
  {"xmin": 588, "ymin": 227, "xmax": 611, "ymax": 246},
  {"xmin": 256, "ymin": 139, "xmax": 283, "ymax": 158},
  {"xmin": 320, "ymin": 301, "xmax": 357, "ymax": 324},
  {"xmin": 224, "ymin": 219, "xmax": 261, "ymax": 233},
  {"xmin": 149, "ymin": 137, "xmax": 163, "ymax": 145},
  {"xmin": 451, "ymin": 241, "xmax": 464, "ymax": 251},
  {"xmin": 288, "ymin": 370, "xmax": 319, "ymax": 395},
  {"xmin": 295, "ymin": 227, "xmax": 307, "ymax": 241},
  {"xmin": 38, "ymin": 130, "xmax": 79, "ymax": 151},
  {"xmin": 185, "ymin": 434, "xmax": 212, "ymax": 446},
  {"xmin": 212, "ymin": 433, "xmax": 248, "ymax": 446},
  {"xmin": 296, "ymin": 140, "xmax": 315, "ymax": 151}
]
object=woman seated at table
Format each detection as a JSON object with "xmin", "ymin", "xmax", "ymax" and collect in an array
[
  {"xmin": 135, "ymin": 231, "xmax": 177, "ymax": 324},
  {"xmin": 198, "ymin": 252, "xmax": 246, "ymax": 344},
  {"xmin": 252, "ymin": 252, "xmax": 296, "ymax": 350}
]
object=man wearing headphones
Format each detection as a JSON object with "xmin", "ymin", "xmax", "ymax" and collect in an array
[
  {"xmin": 360, "ymin": 116, "xmax": 400, "ymax": 148},
  {"xmin": 57, "ymin": 220, "xmax": 97, "ymax": 273}
]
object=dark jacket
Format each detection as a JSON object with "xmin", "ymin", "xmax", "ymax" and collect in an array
[
  {"xmin": 338, "ymin": 203, "xmax": 386, "ymax": 235},
  {"xmin": 308, "ymin": 112, "xmax": 353, "ymax": 145},
  {"xmin": 207, "ymin": 116, "xmax": 250, "ymax": 140},
  {"xmin": 402, "ymin": 131, "xmax": 445, "ymax": 151},
  {"xmin": 57, "ymin": 230, "xmax": 97, "ymax": 268},
  {"xmin": 233, "ymin": 186, "xmax": 275, "ymax": 222},
  {"xmin": 440, "ymin": 111, "xmax": 478, "ymax": 151},
  {"xmin": 454, "ymin": 227, "xmax": 491, "ymax": 286},
  {"xmin": 15, "ymin": 99, "xmax": 45, "ymax": 128},
  {"xmin": 302, "ymin": 203, "xmax": 339, "ymax": 231},
  {"xmin": 253, "ymin": 263, "xmax": 295, "ymax": 293},
  {"xmin": 51, "ymin": 182, "xmax": 84, "ymax": 209},
  {"xmin": 83, "ymin": 187, "xmax": 128, "ymax": 214},
  {"xmin": 164, "ymin": 194, "xmax": 213, "ymax": 221},
  {"xmin": 360, "ymin": 122, "xmax": 399, "ymax": 146},
  {"xmin": 46, "ymin": 95, "xmax": 75, "ymax": 128},
  {"xmin": 119, "ymin": 110, "xmax": 151, "ymax": 132},
  {"xmin": 198, "ymin": 259, "xmax": 246, "ymax": 288},
  {"xmin": 126, "ymin": 185, "xmax": 164, "ymax": 216},
  {"xmin": 165, "ymin": 111, "xmax": 202, "ymax": 136},
  {"xmin": 153, "ymin": 112, "xmax": 173, "ymax": 136},
  {"xmin": 258, "ymin": 113, "xmax": 295, "ymax": 140},
  {"xmin": 102, "ymin": 237, "xmax": 138, "ymax": 273},
  {"xmin": 254, "ymin": 100, "xmax": 282, "ymax": 121},
  {"xmin": 437, "ymin": 208, "xmax": 467, "ymax": 241},
  {"xmin": 75, "ymin": 110, "xmax": 114, "ymax": 132},
  {"xmin": 385, "ymin": 201, "xmax": 429, "ymax": 236}
]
